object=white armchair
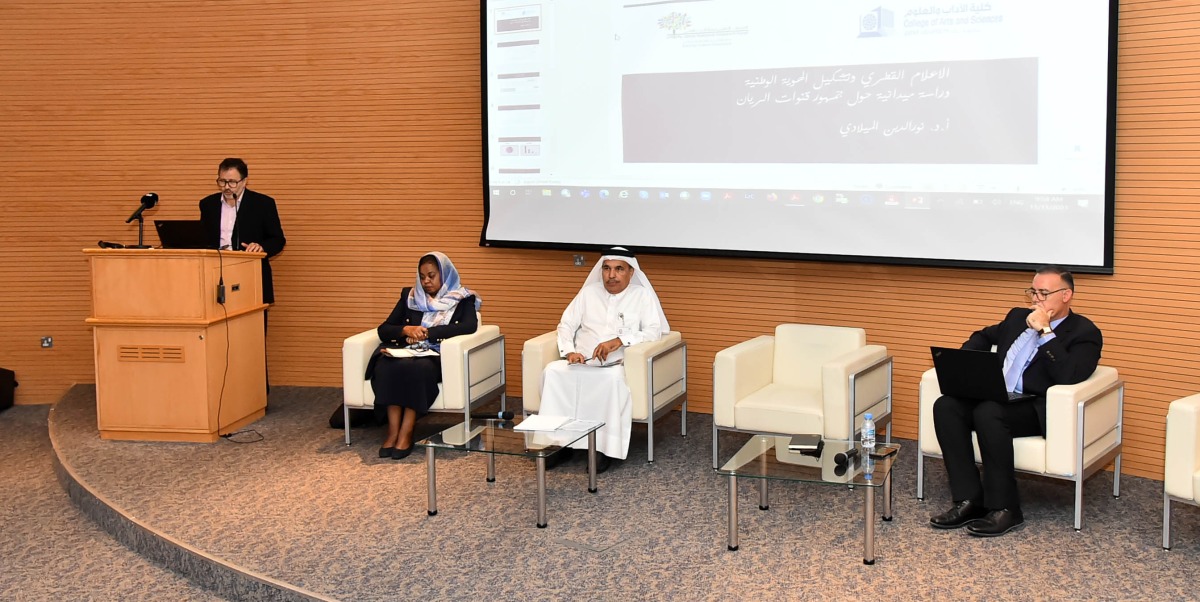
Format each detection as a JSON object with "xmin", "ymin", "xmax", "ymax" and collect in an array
[
  {"xmin": 916, "ymin": 364, "xmax": 1123, "ymax": 531},
  {"xmin": 521, "ymin": 331, "xmax": 687, "ymax": 462},
  {"xmin": 712, "ymin": 324, "xmax": 893, "ymax": 469},
  {"xmin": 340, "ymin": 314, "xmax": 505, "ymax": 445},
  {"xmin": 1163, "ymin": 393, "xmax": 1200, "ymax": 549}
]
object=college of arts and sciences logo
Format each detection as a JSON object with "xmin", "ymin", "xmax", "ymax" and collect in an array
[
  {"xmin": 859, "ymin": 7, "xmax": 895, "ymax": 37},
  {"xmin": 658, "ymin": 11, "xmax": 692, "ymax": 35}
]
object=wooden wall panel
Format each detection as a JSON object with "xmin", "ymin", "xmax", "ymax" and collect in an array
[{"xmin": 0, "ymin": 1, "xmax": 1197, "ymax": 480}]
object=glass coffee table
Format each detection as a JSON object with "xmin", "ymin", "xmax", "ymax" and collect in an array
[
  {"xmin": 716, "ymin": 435, "xmax": 901, "ymax": 564},
  {"xmin": 415, "ymin": 417, "xmax": 604, "ymax": 528}
]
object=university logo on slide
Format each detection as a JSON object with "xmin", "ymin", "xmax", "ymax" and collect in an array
[
  {"xmin": 859, "ymin": 7, "xmax": 894, "ymax": 37},
  {"xmin": 658, "ymin": 11, "xmax": 692, "ymax": 35}
]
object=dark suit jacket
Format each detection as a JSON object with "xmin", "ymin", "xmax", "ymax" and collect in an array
[
  {"xmin": 199, "ymin": 189, "xmax": 286, "ymax": 304},
  {"xmin": 364, "ymin": 289, "xmax": 479, "ymax": 380},
  {"xmin": 961, "ymin": 307, "xmax": 1103, "ymax": 432}
]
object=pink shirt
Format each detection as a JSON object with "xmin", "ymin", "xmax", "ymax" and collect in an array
[{"xmin": 218, "ymin": 192, "xmax": 243, "ymax": 249}]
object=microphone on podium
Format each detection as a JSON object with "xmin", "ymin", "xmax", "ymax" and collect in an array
[
  {"xmin": 125, "ymin": 192, "xmax": 159, "ymax": 223},
  {"xmin": 124, "ymin": 192, "xmax": 159, "ymax": 249},
  {"xmin": 471, "ymin": 410, "xmax": 515, "ymax": 421}
]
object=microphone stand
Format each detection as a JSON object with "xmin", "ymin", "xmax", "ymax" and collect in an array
[
  {"xmin": 124, "ymin": 193, "xmax": 158, "ymax": 249},
  {"xmin": 133, "ymin": 215, "xmax": 150, "ymax": 249},
  {"xmin": 125, "ymin": 206, "xmax": 152, "ymax": 249}
]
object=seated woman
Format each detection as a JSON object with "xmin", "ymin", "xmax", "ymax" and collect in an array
[{"xmin": 365, "ymin": 252, "xmax": 480, "ymax": 459}]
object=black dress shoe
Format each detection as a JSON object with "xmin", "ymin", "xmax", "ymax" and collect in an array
[
  {"xmin": 929, "ymin": 499, "xmax": 988, "ymax": 529},
  {"xmin": 391, "ymin": 443, "xmax": 414, "ymax": 460},
  {"xmin": 967, "ymin": 509, "xmax": 1025, "ymax": 537},
  {"xmin": 379, "ymin": 447, "xmax": 395, "ymax": 458},
  {"xmin": 544, "ymin": 447, "xmax": 575, "ymax": 470}
]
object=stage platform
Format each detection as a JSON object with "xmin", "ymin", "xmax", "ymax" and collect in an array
[{"xmin": 47, "ymin": 385, "xmax": 1196, "ymax": 601}]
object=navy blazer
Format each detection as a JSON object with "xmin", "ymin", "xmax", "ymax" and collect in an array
[
  {"xmin": 199, "ymin": 189, "xmax": 286, "ymax": 304},
  {"xmin": 961, "ymin": 307, "xmax": 1103, "ymax": 432},
  {"xmin": 364, "ymin": 289, "xmax": 479, "ymax": 380}
]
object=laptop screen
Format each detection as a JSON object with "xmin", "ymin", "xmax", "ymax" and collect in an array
[
  {"xmin": 153, "ymin": 220, "xmax": 211, "ymax": 249},
  {"xmin": 930, "ymin": 347, "xmax": 1034, "ymax": 403}
]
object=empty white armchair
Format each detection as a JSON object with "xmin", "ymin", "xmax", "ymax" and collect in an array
[
  {"xmin": 341, "ymin": 315, "xmax": 505, "ymax": 445},
  {"xmin": 1163, "ymin": 393, "xmax": 1200, "ymax": 549},
  {"xmin": 916, "ymin": 364, "xmax": 1123, "ymax": 530},
  {"xmin": 712, "ymin": 324, "xmax": 893, "ymax": 469},
  {"xmin": 521, "ymin": 331, "xmax": 687, "ymax": 462}
]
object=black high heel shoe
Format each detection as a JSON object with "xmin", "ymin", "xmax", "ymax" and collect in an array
[{"xmin": 379, "ymin": 446, "xmax": 395, "ymax": 458}]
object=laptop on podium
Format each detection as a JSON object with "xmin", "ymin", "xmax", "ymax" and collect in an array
[
  {"xmin": 154, "ymin": 220, "xmax": 211, "ymax": 249},
  {"xmin": 930, "ymin": 347, "xmax": 1035, "ymax": 403}
]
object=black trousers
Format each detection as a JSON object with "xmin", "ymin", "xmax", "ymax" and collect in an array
[
  {"xmin": 264, "ymin": 309, "xmax": 269, "ymax": 396},
  {"xmin": 932, "ymin": 395, "xmax": 1043, "ymax": 511}
]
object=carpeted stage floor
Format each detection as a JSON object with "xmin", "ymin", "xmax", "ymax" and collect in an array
[{"xmin": 8, "ymin": 384, "xmax": 1200, "ymax": 600}]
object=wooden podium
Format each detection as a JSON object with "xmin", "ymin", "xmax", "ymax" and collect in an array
[{"xmin": 84, "ymin": 249, "xmax": 268, "ymax": 442}]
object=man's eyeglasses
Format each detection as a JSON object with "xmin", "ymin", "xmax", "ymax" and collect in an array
[
  {"xmin": 216, "ymin": 177, "xmax": 245, "ymax": 188},
  {"xmin": 1025, "ymin": 287, "xmax": 1068, "ymax": 301}
]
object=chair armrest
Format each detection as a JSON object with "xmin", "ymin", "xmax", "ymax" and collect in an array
[
  {"xmin": 521, "ymin": 332, "xmax": 559, "ymax": 413},
  {"xmin": 624, "ymin": 331, "xmax": 685, "ymax": 419},
  {"xmin": 1166, "ymin": 394, "xmax": 1200, "ymax": 500},
  {"xmin": 342, "ymin": 329, "xmax": 381, "ymax": 407},
  {"xmin": 1044, "ymin": 365, "xmax": 1122, "ymax": 476},
  {"xmin": 821, "ymin": 345, "xmax": 890, "ymax": 440},
  {"xmin": 439, "ymin": 325, "xmax": 504, "ymax": 410},
  {"xmin": 918, "ymin": 368, "xmax": 942, "ymax": 454},
  {"xmin": 713, "ymin": 335, "xmax": 775, "ymax": 428}
]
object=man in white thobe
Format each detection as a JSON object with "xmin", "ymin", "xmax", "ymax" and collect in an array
[{"xmin": 538, "ymin": 247, "xmax": 669, "ymax": 472}]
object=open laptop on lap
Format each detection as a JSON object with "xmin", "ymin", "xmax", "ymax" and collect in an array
[
  {"xmin": 154, "ymin": 220, "xmax": 212, "ymax": 249},
  {"xmin": 930, "ymin": 347, "xmax": 1036, "ymax": 403}
]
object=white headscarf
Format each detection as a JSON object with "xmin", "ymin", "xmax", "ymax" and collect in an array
[
  {"xmin": 579, "ymin": 247, "xmax": 670, "ymax": 333},
  {"xmin": 407, "ymin": 251, "xmax": 481, "ymax": 328}
]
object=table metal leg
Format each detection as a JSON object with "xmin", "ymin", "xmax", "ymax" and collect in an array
[
  {"xmin": 587, "ymin": 432, "xmax": 598, "ymax": 493},
  {"xmin": 536, "ymin": 456, "xmax": 548, "ymax": 528},
  {"xmin": 883, "ymin": 470, "xmax": 893, "ymax": 521},
  {"xmin": 728, "ymin": 475, "xmax": 739, "ymax": 551},
  {"xmin": 487, "ymin": 452, "xmax": 496, "ymax": 483},
  {"xmin": 864, "ymin": 485, "xmax": 875, "ymax": 565},
  {"xmin": 426, "ymin": 447, "xmax": 438, "ymax": 516}
]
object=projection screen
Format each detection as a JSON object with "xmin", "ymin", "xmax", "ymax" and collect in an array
[{"xmin": 480, "ymin": 1, "xmax": 1117, "ymax": 273}]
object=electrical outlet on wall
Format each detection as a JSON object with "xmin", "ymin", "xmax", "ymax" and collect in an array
[
  {"xmin": 573, "ymin": 254, "xmax": 585, "ymax": 266},
  {"xmin": 40, "ymin": 336, "xmax": 53, "ymax": 348}
]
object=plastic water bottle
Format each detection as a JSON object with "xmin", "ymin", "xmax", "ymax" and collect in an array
[{"xmin": 861, "ymin": 413, "xmax": 876, "ymax": 451}]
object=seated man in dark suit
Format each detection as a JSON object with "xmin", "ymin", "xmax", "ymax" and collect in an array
[{"xmin": 929, "ymin": 265, "xmax": 1102, "ymax": 537}]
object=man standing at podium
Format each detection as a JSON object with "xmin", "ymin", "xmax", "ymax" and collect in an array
[
  {"xmin": 199, "ymin": 158, "xmax": 287, "ymax": 307},
  {"xmin": 200, "ymin": 158, "xmax": 286, "ymax": 397}
]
